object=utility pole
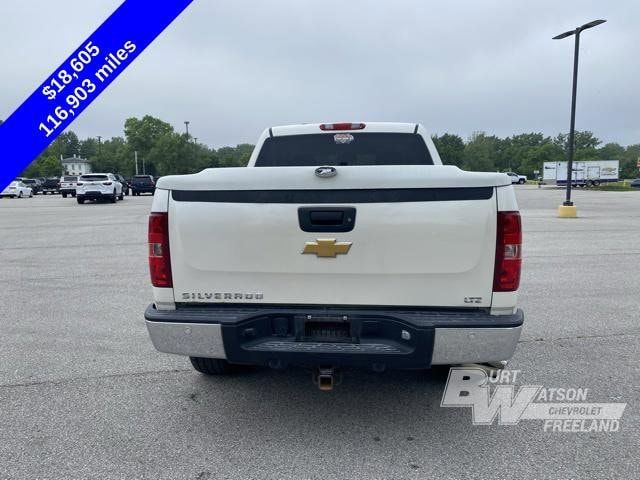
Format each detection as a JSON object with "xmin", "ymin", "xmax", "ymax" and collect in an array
[
  {"xmin": 184, "ymin": 121, "xmax": 190, "ymax": 138},
  {"xmin": 135, "ymin": 151, "xmax": 138, "ymax": 175}
]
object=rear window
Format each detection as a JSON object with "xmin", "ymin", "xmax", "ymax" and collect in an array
[
  {"xmin": 80, "ymin": 175, "xmax": 108, "ymax": 181},
  {"xmin": 133, "ymin": 176, "xmax": 153, "ymax": 183},
  {"xmin": 255, "ymin": 133, "xmax": 433, "ymax": 167},
  {"xmin": 63, "ymin": 176, "xmax": 77, "ymax": 181},
  {"xmin": 22, "ymin": 179, "xmax": 35, "ymax": 184}
]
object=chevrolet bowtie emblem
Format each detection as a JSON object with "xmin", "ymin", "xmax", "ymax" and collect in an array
[{"xmin": 302, "ymin": 239, "xmax": 352, "ymax": 258}]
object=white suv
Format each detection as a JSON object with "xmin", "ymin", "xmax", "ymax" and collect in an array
[{"xmin": 76, "ymin": 173, "xmax": 123, "ymax": 204}]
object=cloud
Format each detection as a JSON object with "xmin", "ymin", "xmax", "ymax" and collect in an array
[{"xmin": 1, "ymin": 0, "xmax": 637, "ymax": 147}]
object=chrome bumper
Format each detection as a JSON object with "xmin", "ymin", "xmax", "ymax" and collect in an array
[
  {"xmin": 430, "ymin": 326, "xmax": 522, "ymax": 364},
  {"xmin": 146, "ymin": 321, "xmax": 227, "ymax": 359},
  {"xmin": 145, "ymin": 321, "xmax": 522, "ymax": 365}
]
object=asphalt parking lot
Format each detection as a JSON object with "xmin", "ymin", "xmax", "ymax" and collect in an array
[{"xmin": 0, "ymin": 187, "xmax": 638, "ymax": 479}]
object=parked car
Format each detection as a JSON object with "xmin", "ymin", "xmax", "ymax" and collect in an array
[
  {"xmin": 76, "ymin": 173, "xmax": 124, "ymax": 204},
  {"xmin": 131, "ymin": 175, "xmax": 156, "ymax": 195},
  {"xmin": 18, "ymin": 178, "xmax": 42, "ymax": 194},
  {"xmin": 1, "ymin": 181, "xmax": 33, "ymax": 198},
  {"xmin": 59, "ymin": 175, "xmax": 78, "ymax": 198},
  {"xmin": 114, "ymin": 174, "xmax": 130, "ymax": 196},
  {"xmin": 41, "ymin": 177, "xmax": 60, "ymax": 194},
  {"xmin": 630, "ymin": 178, "xmax": 640, "ymax": 188},
  {"xmin": 506, "ymin": 172, "xmax": 527, "ymax": 184},
  {"xmin": 144, "ymin": 122, "xmax": 524, "ymax": 387}
]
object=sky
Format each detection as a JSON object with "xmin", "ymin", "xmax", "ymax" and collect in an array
[{"xmin": 0, "ymin": 1, "xmax": 638, "ymax": 149}]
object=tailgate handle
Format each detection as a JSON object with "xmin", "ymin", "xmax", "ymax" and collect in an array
[
  {"xmin": 310, "ymin": 211, "xmax": 343, "ymax": 225},
  {"xmin": 298, "ymin": 207, "xmax": 356, "ymax": 232}
]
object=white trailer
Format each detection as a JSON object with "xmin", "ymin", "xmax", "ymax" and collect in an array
[{"xmin": 542, "ymin": 160, "xmax": 619, "ymax": 186}]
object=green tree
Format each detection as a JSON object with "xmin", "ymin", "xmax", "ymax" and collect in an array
[
  {"xmin": 124, "ymin": 116, "xmax": 174, "ymax": 159},
  {"xmin": 147, "ymin": 132, "xmax": 195, "ymax": 175},
  {"xmin": 216, "ymin": 144, "xmax": 254, "ymax": 167},
  {"xmin": 554, "ymin": 131, "xmax": 601, "ymax": 161},
  {"xmin": 104, "ymin": 137, "xmax": 133, "ymax": 174},
  {"xmin": 463, "ymin": 132, "xmax": 502, "ymax": 172},
  {"xmin": 432, "ymin": 133, "xmax": 465, "ymax": 167},
  {"xmin": 597, "ymin": 142, "xmax": 625, "ymax": 160},
  {"xmin": 499, "ymin": 133, "xmax": 548, "ymax": 172},
  {"xmin": 53, "ymin": 131, "xmax": 81, "ymax": 158},
  {"xmin": 621, "ymin": 144, "xmax": 640, "ymax": 179},
  {"xmin": 79, "ymin": 137, "xmax": 99, "ymax": 159},
  {"xmin": 38, "ymin": 156, "xmax": 63, "ymax": 177}
]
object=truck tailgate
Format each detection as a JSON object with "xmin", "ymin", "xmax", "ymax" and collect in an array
[{"xmin": 162, "ymin": 165, "xmax": 505, "ymax": 308}]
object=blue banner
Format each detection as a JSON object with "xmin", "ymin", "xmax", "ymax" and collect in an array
[{"xmin": 0, "ymin": 0, "xmax": 193, "ymax": 188}]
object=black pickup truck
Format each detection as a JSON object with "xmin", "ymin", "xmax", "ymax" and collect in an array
[{"xmin": 41, "ymin": 177, "xmax": 60, "ymax": 194}]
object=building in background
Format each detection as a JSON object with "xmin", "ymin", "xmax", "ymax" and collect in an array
[{"xmin": 61, "ymin": 155, "xmax": 92, "ymax": 176}]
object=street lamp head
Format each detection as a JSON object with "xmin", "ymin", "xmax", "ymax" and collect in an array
[
  {"xmin": 553, "ymin": 19, "xmax": 606, "ymax": 39},
  {"xmin": 552, "ymin": 29, "xmax": 576, "ymax": 40},
  {"xmin": 581, "ymin": 19, "xmax": 606, "ymax": 31}
]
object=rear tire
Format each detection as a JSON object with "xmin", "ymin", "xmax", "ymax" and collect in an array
[
  {"xmin": 190, "ymin": 357, "xmax": 236, "ymax": 375},
  {"xmin": 118, "ymin": 191, "xmax": 124, "ymax": 201},
  {"xmin": 62, "ymin": 193, "xmax": 67, "ymax": 198},
  {"xmin": 518, "ymin": 179, "xmax": 525, "ymax": 184},
  {"xmin": 77, "ymin": 197, "xmax": 85, "ymax": 204},
  {"xmin": 18, "ymin": 192, "xmax": 23, "ymax": 198},
  {"xmin": 110, "ymin": 190, "xmax": 117, "ymax": 203}
]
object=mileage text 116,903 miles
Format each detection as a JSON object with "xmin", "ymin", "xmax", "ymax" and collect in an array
[{"xmin": 38, "ymin": 40, "xmax": 137, "ymax": 138}]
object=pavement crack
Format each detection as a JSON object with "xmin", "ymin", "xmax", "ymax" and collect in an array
[
  {"xmin": 519, "ymin": 331, "xmax": 639, "ymax": 344},
  {"xmin": 0, "ymin": 367, "xmax": 192, "ymax": 390}
]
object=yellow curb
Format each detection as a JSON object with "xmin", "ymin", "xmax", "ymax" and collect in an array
[{"xmin": 558, "ymin": 205, "xmax": 578, "ymax": 218}]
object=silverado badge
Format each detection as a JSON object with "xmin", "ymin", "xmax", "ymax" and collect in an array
[{"xmin": 302, "ymin": 239, "xmax": 352, "ymax": 258}]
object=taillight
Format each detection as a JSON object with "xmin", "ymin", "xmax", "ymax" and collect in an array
[
  {"xmin": 319, "ymin": 122, "xmax": 366, "ymax": 131},
  {"xmin": 148, "ymin": 212, "xmax": 172, "ymax": 288},
  {"xmin": 103, "ymin": 182, "xmax": 112, "ymax": 186},
  {"xmin": 493, "ymin": 211, "xmax": 522, "ymax": 292},
  {"xmin": 77, "ymin": 182, "xmax": 83, "ymax": 186}
]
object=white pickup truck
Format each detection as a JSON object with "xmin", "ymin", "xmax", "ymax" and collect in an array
[{"xmin": 144, "ymin": 122, "xmax": 523, "ymax": 388}]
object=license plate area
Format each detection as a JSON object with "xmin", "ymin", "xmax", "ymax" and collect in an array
[{"xmin": 296, "ymin": 315, "xmax": 360, "ymax": 343}]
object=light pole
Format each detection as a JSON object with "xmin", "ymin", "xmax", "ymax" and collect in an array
[
  {"xmin": 184, "ymin": 121, "xmax": 190, "ymax": 138},
  {"xmin": 553, "ymin": 19, "xmax": 606, "ymax": 217},
  {"xmin": 96, "ymin": 135, "xmax": 102, "ymax": 172}
]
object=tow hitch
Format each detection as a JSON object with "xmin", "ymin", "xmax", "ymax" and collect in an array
[{"xmin": 313, "ymin": 367, "xmax": 341, "ymax": 391}]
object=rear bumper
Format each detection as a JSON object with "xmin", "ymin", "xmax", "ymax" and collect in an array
[
  {"xmin": 60, "ymin": 188, "xmax": 76, "ymax": 194},
  {"xmin": 77, "ymin": 191, "xmax": 109, "ymax": 198},
  {"xmin": 144, "ymin": 304, "xmax": 523, "ymax": 369}
]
